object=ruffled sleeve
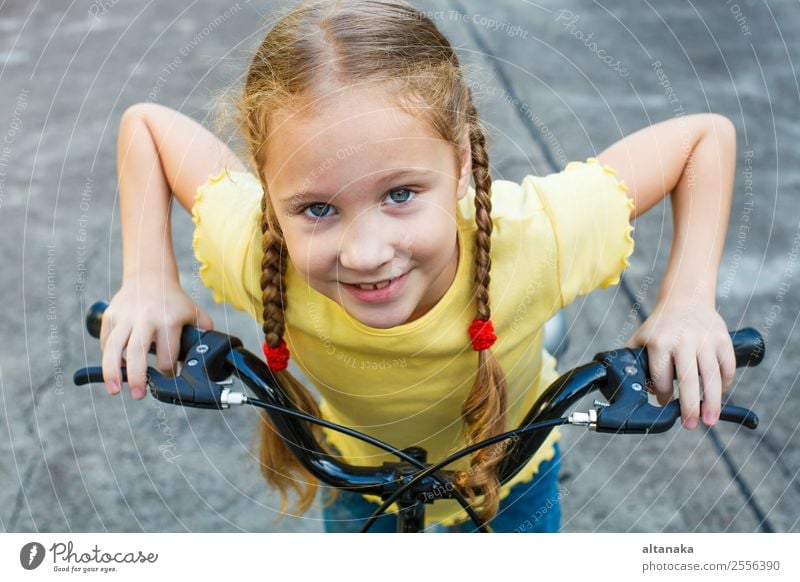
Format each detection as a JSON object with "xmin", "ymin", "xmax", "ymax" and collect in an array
[
  {"xmin": 191, "ymin": 168, "xmax": 263, "ymax": 319},
  {"xmin": 522, "ymin": 157, "xmax": 635, "ymax": 309}
]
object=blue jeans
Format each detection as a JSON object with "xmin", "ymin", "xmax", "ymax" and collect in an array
[{"xmin": 320, "ymin": 442, "xmax": 562, "ymax": 533}]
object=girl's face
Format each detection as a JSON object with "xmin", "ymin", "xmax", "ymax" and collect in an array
[{"xmin": 264, "ymin": 86, "xmax": 472, "ymax": 329}]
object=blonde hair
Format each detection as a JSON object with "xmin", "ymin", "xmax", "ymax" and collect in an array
[{"xmin": 223, "ymin": 0, "xmax": 508, "ymax": 526}]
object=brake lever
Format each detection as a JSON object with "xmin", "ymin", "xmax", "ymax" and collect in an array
[
  {"xmin": 73, "ymin": 329, "xmax": 245, "ymax": 409},
  {"xmin": 588, "ymin": 347, "xmax": 758, "ymax": 433}
]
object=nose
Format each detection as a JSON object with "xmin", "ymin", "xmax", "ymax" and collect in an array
[{"xmin": 338, "ymin": 214, "xmax": 395, "ymax": 275}]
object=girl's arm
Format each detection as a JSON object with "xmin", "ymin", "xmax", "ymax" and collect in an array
[
  {"xmin": 101, "ymin": 102, "xmax": 247, "ymax": 399},
  {"xmin": 596, "ymin": 113, "xmax": 738, "ymax": 430}
]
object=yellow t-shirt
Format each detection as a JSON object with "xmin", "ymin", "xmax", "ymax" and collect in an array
[{"xmin": 191, "ymin": 157, "xmax": 635, "ymax": 528}]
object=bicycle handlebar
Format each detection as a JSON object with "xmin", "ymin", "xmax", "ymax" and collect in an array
[
  {"xmin": 74, "ymin": 300, "xmax": 764, "ymax": 531},
  {"xmin": 592, "ymin": 329, "xmax": 763, "ymax": 434},
  {"xmin": 80, "ymin": 300, "xmax": 766, "ymax": 374}
]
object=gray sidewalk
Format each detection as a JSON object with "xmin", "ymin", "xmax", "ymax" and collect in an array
[{"xmin": 0, "ymin": 0, "xmax": 797, "ymax": 532}]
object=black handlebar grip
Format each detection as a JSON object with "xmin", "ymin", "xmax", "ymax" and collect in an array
[
  {"xmin": 636, "ymin": 328, "xmax": 764, "ymax": 374},
  {"xmin": 719, "ymin": 404, "xmax": 759, "ymax": 429},
  {"xmin": 729, "ymin": 328, "xmax": 765, "ymax": 367},
  {"xmin": 85, "ymin": 300, "xmax": 207, "ymax": 362},
  {"xmin": 86, "ymin": 300, "xmax": 107, "ymax": 339}
]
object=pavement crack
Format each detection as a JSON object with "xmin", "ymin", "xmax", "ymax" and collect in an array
[{"xmin": 6, "ymin": 457, "xmax": 38, "ymax": 531}]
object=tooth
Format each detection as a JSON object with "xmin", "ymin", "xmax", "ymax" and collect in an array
[{"xmin": 356, "ymin": 278, "xmax": 392, "ymax": 291}]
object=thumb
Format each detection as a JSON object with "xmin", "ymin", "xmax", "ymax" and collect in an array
[
  {"xmin": 625, "ymin": 323, "xmax": 652, "ymax": 349},
  {"xmin": 624, "ymin": 333, "xmax": 641, "ymax": 349},
  {"xmin": 195, "ymin": 307, "xmax": 214, "ymax": 331}
]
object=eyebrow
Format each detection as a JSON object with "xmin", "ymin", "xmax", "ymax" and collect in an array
[{"xmin": 281, "ymin": 168, "xmax": 436, "ymax": 207}]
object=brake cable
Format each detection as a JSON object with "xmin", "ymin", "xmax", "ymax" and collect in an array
[
  {"xmin": 245, "ymin": 397, "xmax": 487, "ymax": 531},
  {"xmin": 361, "ymin": 417, "xmax": 570, "ymax": 533}
]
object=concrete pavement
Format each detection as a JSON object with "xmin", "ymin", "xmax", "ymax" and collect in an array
[{"xmin": 0, "ymin": 0, "xmax": 797, "ymax": 532}]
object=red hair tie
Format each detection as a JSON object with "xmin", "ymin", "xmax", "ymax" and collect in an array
[
  {"xmin": 468, "ymin": 319, "xmax": 496, "ymax": 351},
  {"xmin": 262, "ymin": 340, "xmax": 290, "ymax": 371}
]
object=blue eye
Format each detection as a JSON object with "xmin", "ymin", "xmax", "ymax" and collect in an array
[
  {"xmin": 302, "ymin": 203, "xmax": 335, "ymax": 219},
  {"xmin": 299, "ymin": 188, "xmax": 417, "ymax": 219},
  {"xmin": 384, "ymin": 188, "xmax": 416, "ymax": 206}
]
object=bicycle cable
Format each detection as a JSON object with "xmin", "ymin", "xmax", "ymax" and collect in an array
[
  {"xmin": 245, "ymin": 397, "xmax": 487, "ymax": 530},
  {"xmin": 361, "ymin": 417, "xmax": 569, "ymax": 533}
]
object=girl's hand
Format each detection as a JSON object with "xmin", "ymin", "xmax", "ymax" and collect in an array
[
  {"xmin": 99, "ymin": 277, "xmax": 214, "ymax": 400},
  {"xmin": 624, "ymin": 298, "xmax": 737, "ymax": 429}
]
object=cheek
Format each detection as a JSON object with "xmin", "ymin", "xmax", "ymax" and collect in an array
[
  {"xmin": 284, "ymin": 228, "xmax": 335, "ymax": 280},
  {"xmin": 403, "ymin": 210, "xmax": 456, "ymax": 263}
]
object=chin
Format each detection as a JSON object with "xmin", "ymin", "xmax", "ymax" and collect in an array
[{"xmin": 346, "ymin": 303, "xmax": 413, "ymax": 329}]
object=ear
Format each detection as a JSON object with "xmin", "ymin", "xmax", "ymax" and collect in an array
[{"xmin": 455, "ymin": 129, "xmax": 472, "ymax": 201}]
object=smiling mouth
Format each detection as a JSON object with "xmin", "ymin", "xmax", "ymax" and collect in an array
[
  {"xmin": 353, "ymin": 278, "xmax": 394, "ymax": 291},
  {"xmin": 340, "ymin": 270, "xmax": 411, "ymax": 304}
]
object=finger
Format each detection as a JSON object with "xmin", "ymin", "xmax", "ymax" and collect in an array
[
  {"xmin": 101, "ymin": 323, "xmax": 131, "ymax": 395},
  {"xmin": 155, "ymin": 324, "xmax": 180, "ymax": 377},
  {"xmin": 126, "ymin": 325, "xmax": 155, "ymax": 400},
  {"xmin": 697, "ymin": 346, "xmax": 722, "ymax": 427},
  {"xmin": 195, "ymin": 306, "xmax": 214, "ymax": 331},
  {"xmin": 99, "ymin": 309, "xmax": 114, "ymax": 353},
  {"xmin": 647, "ymin": 345, "xmax": 674, "ymax": 406},
  {"xmin": 718, "ymin": 338, "xmax": 737, "ymax": 392},
  {"xmin": 674, "ymin": 347, "xmax": 701, "ymax": 429}
]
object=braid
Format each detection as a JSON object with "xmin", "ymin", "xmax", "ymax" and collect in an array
[
  {"xmin": 469, "ymin": 104, "xmax": 493, "ymax": 322},
  {"xmin": 255, "ymin": 190, "xmax": 338, "ymax": 522},
  {"xmin": 260, "ymin": 194, "xmax": 287, "ymax": 348},
  {"xmin": 455, "ymin": 98, "xmax": 509, "ymax": 527}
]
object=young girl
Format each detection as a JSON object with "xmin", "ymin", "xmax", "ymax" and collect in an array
[{"xmin": 100, "ymin": 0, "xmax": 738, "ymax": 532}]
